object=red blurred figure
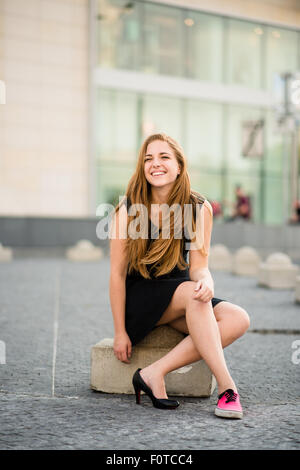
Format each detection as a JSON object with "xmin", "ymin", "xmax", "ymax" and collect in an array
[
  {"xmin": 289, "ymin": 200, "xmax": 300, "ymax": 224},
  {"xmin": 235, "ymin": 187, "xmax": 251, "ymax": 220},
  {"xmin": 225, "ymin": 185, "xmax": 252, "ymax": 221},
  {"xmin": 210, "ymin": 200, "xmax": 223, "ymax": 218}
]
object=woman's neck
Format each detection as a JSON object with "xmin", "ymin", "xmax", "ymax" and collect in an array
[{"xmin": 150, "ymin": 187, "xmax": 170, "ymax": 205}]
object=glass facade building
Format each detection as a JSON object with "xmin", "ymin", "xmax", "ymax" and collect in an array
[{"xmin": 93, "ymin": 0, "xmax": 300, "ymax": 225}]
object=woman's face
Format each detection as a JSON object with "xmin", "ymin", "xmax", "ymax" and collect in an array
[{"xmin": 144, "ymin": 140, "xmax": 181, "ymax": 189}]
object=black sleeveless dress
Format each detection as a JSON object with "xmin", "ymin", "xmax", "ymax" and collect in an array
[{"xmin": 124, "ymin": 196, "xmax": 225, "ymax": 346}]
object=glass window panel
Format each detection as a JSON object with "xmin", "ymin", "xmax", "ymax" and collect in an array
[
  {"xmin": 97, "ymin": 0, "xmax": 122, "ymax": 68},
  {"xmin": 143, "ymin": 3, "xmax": 184, "ymax": 76},
  {"xmin": 264, "ymin": 175, "xmax": 284, "ymax": 225},
  {"xmin": 185, "ymin": 99, "xmax": 223, "ymax": 169},
  {"xmin": 226, "ymin": 18, "xmax": 263, "ymax": 89},
  {"xmin": 185, "ymin": 11, "xmax": 223, "ymax": 82},
  {"xmin": 265, "ymin": 110, "xmax": 284, "ymax": 175},
  {"xmin": 266, "ymin": 26, "xmax": 298, "ymax": 91},
  {"xmin": 97, "ymin": 0, "xmax": 141, "ymax": 70},
  {"xmin": 188, "ymin": 168, "xmax": 223, "ymax": 207},
  {"xmin": 142, "ymin": 94, "xmax": 182, "ymax": 143},
  {"xmin": 226, "ymin": 104, "xmax": 263, "ymax": 173},
  {"xmin": 264, "ymin": 111, "xmax": 294, "ymax": 223},
  {"xmin": 96, "ymin": 88, "xmax": 114, "ymax": 157},
  {"xmin": 96, "ymin": 162, "xmax": 135, "ymax": 206},
  {"xmin": 96, "ymin": 88, "xmax": 138, "ymax": 162}
]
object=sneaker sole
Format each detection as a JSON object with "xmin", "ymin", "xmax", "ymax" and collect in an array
[{"xmin": 215, "ymin": 407, "xmax": 243, "ymax": 419}]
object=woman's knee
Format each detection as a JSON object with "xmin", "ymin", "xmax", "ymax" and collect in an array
[
  {"xmin": 167, "ymin": 280, "xmax": 198, "ymax": 312},
  {"xmin": 178, "ymin": 281, "xmax": 207, "ymax": 308},
  {"xmin": 215, "ymin": 302, "xmax": 250, "ymax": 338},
  {"xmin": 238, "ymin": 307, "xmax": 250, "ymax": 332},
  {"xmin": 155, "ymin": 281, "xmax": 201, "ymax": 326},
  {"xmin": 230, "ymin": 305, "xmax": 250, "ymax": 337}
]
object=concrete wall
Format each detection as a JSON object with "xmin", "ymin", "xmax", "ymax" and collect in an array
[
  {"xmin": 0, "ymin": 0, "xmax": 89, "ymax": 217},
  {"xmin": 0, "ymin": 215, "xmax": 103, "ymax": 248},
  {"xmin": 1, "ymin": 217, "xmax": 300, "ymax": 262},
  {"xmin": 212, "ymin": 220, "xmax": 300, "ymax": 262}
]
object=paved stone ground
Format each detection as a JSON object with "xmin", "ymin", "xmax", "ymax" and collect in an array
[{"xmin": 0, "ymin": 255, "xmax": 299, "ymax": 450}]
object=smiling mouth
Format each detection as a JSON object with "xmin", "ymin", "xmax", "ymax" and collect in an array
[{"xmin": 151, "ymin": 172, "xmax": 166, "ymax": 177}]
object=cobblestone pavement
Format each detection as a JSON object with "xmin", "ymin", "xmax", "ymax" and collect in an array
[{"xmin": 0, "ymin": 256, "xmax": 299, "ymax": 450}]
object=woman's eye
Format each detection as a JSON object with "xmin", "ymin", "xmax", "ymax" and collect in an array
[{"xmin": 144, "ymin": 156, "xmax": 168, "ymax": 162}]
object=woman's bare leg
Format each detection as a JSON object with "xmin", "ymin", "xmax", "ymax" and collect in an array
[
  {"xmin": 140, "ymin": 299, "xmax": 250, "ymax": 399},
  {"xmin": 185, "ymin": 298, "xmax": 236, "ymax": 392}
]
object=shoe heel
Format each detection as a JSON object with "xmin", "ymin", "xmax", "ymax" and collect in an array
[
  {"xmin": 133, "ymin": 383, "xmax": 141, "ymax": 404},
  {"xmin": 132, "ymin": 368, "xmax": 180, "ymax": 410}
]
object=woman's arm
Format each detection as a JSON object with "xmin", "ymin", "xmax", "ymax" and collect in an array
[
  {"xmin": 189, "ymin": 267, "xmax": 214, "ymax": 292},
  {"xmin": 109, "ymin": 204, "xmax": 132, "ymax": 362},
  {"xmin": 189, "ymin": 200, "xmax": 215, "ymax": 301},
  {"xmin": 109, "ymin": 273, "xmax": 127, "ymax": 335}
]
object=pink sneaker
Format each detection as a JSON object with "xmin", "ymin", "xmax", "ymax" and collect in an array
[{"xmin": 215, "ymin": 389, "xmax": 243, "ymax": 419}]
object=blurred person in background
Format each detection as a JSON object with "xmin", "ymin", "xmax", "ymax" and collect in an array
[
  {"xmin": 210, "ymin": 200, "xmax": 223, "ymax": 219},
  {"xmin": 289, "ymin": 199, "xmax": 300, "ymax": 224},
  {"xmin": 225, "ymin": 185, "xmax": 252, "ymax": 222}
]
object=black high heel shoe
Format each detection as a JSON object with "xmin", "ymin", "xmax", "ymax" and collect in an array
[{"xmin": 132, "ymin": 368, "xmax": 180, "ymax": 410}]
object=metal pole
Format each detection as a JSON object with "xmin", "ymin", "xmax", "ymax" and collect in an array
[
  {"xmin": 282, "ymin": 131, "xmax": 289, "ymax": 224},
  {"xmin": 291, "ymin": 125, "xmax": 300, "ymax": 210},
  {"xmin": 275, "ymin": 72, "xmax": 300, "ymax": 224},
  {"xmin": 282, "ymin": 74, "xmax": 296, "ymax": 224}
]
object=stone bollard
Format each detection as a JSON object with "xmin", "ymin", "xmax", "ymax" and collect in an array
[
  {"xmin": 0, "ymin": 243, "xmax": 13, "ymax": 262},
  {"xmin": 232, "ymin": 246, "xmax": 261, "ymax": 277},
  {"xmin": 91, "ymin": 325, "xmax": 216, "ymax": 397},
  {"xmin": 209, "ymin": 244, "xmax": 232, "ymax": 272},
  {"xmin": 66, "ymin": 239, "xmax": 103, "ymax": 261},
  {"xmin": 295, "ymin": 276, "xmax": 300, "ymax": 304},
  {"xmin": 258, "ymin": 252, "xmax": 299, "ymax": 289}
]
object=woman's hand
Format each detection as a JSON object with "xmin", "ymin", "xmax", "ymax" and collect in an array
[
  {"xmin": 113, "ymin": 331, "xmax": 132, "ymax": 363},
  {"xmin": 192, "ymin": 279, "xmax": 214, "ymax": 303}
]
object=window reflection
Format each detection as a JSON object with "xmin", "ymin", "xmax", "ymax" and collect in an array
[
  {"xmin": 143, "ymin": 3, "xmax": 183, "ymax": 76},
  {"xmin": 96, "ymin": 0, "xmax": 300, "ymax": 94},
  {"xmin": 97, "ymin": 0, "xmax": 141, "ymax": 70},
  {"xmin": 227, "ymin": 105, "xmax": 263, "ymax": 172},
  {"xmin": 185, "ymin": 100, "xmax": 223, "ymax": 168},
  {"xmin": 265, "ymin": 26, "xmax": 298, "ymax": 91},
  {"xmin": 226, "ymin": 18, "xmax": 263, "ymax": 89},
  {"xmin": 142, "ymin": 94, "xmax": 182, "ymax": 141},
  {"xmin": 96, "ymin": 88, "xmax": 138, "ymax": 162},
  {"xmin": 185, "ymin": 11, "xmax": 223, "ymax": 82}
]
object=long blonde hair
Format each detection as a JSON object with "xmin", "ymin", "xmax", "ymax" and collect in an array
[{"xmin": 114, "ymin": 133, "xmax": 206, "ymax": 279}]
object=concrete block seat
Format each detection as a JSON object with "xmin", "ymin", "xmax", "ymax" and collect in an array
[
  {"xmin": 232, "ymin": 246, "xmax": 261, "ymax": 276},
  {"xmin": 258, "ymin": 252, "xmax": 299, "ymax": 289},
  {"xmin": 0, "ymin": 243, "xmax": 13, "ymax": 262},
  {"xmin": 209, "ymin": 244, "xmax": 232, "ymax": 272},
  {"xmin": 66, "ymin": 239, "xmax": 103, "ymax": 261},
  {"xmin": 91, "ymin": 325, "xmax": 216, "ymax": 397}
]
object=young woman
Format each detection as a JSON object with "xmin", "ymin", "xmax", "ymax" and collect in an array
[{"xmin": 109, "ymin": 133, "xmax": 250, "ymax": 418}]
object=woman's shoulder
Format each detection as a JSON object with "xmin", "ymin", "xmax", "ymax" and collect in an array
[
  {"xmin": 118, "ymin": 195, "xmax": 131, "ymax": 212},
  {"xmin": 191, "ymin": 191, "xmax": 213, "ymax": 217},
  {"xmin": 191, "ymin": 190, "xmax": 206, "ymax": 205}
]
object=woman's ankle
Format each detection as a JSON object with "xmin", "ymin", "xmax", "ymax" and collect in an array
[
  {"xmin": 217, "ymin": 381, "xmax": 238, "ymax": 395},
  {"xmin": 142, "ymin": 364, "xmax": 165, "ymax": 379}
]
